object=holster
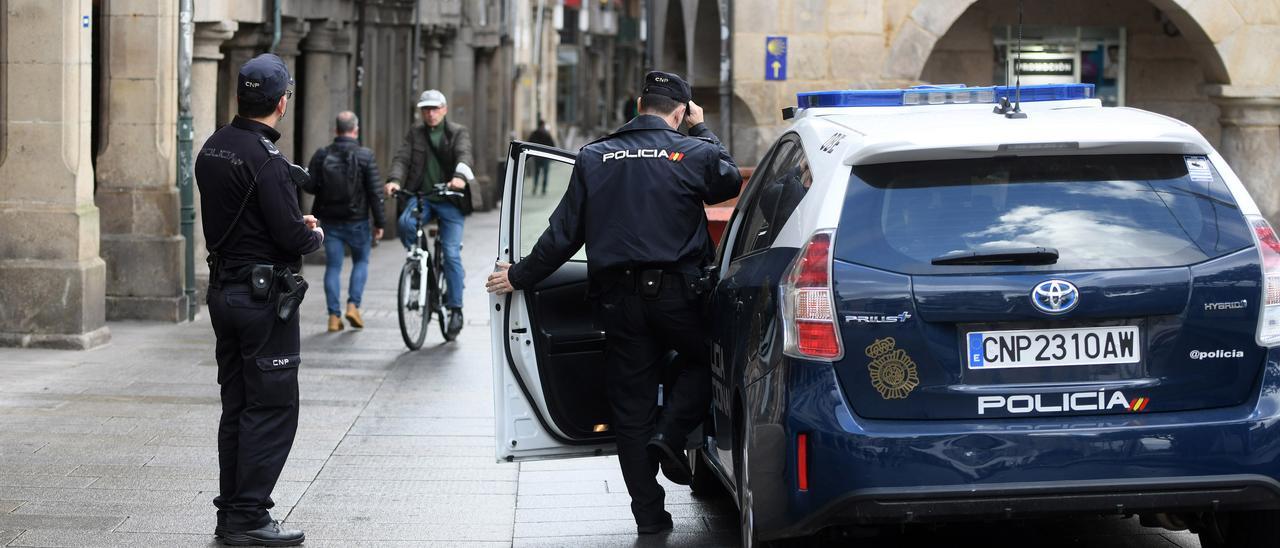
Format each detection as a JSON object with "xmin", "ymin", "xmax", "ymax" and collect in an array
[{"xmin": 273, "ymin": 268, "xmax": 308, "ymax": 323}]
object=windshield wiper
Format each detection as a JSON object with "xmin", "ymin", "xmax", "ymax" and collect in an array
[{"xmin": 931, "ymin": 246, "xmax": 1059, "ymax": 266}]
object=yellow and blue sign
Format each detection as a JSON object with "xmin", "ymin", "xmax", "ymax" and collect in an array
[{"xmin": 765, "ymin": 36, "xmax": 787, "ymax": 81}]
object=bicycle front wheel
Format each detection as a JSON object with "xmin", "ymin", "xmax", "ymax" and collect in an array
[{"xmin": 397, "ymin": 259, "xmax": 428, "ymax": 350}]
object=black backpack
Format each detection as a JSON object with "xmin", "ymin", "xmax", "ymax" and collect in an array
[{"xmin": 313, "ymin": 144, "xmax": 365, "ymax": 220}]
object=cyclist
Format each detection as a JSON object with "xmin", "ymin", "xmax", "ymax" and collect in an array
[{"xmin": 385, "ymin": 89, "xmax": 474, "ymax": 337}]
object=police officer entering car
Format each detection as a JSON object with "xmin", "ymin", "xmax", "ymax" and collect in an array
[
  {"xmin": 196, "ymin": 53, "xmax": 321, "ymax": 547},
  {"xmin": 487, "ymin": 71, "xmax": 742, "ymax": 533}
]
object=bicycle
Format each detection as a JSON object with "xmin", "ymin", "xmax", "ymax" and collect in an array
[{"xmin": 394, "ymin": 184, "xmax": 465, "ymax": 350}]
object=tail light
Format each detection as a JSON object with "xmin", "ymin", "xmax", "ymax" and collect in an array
[
  {"xmin": 1248, "ymin": 215, "xmax": 1280, "ymax": 347},
  {"xmin": 782, "ymin": 230, "xmax": 843, "ymax": 360}
]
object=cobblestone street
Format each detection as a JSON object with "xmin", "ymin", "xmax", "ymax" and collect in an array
[{"xmin": 0, "ymin": 210, "xmax": 1207, "ymax": 547}]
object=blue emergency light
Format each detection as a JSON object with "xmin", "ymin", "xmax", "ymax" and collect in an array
[{"xmin": 796, "ymin": 83, "xmax": 1095, "ymax": 109}]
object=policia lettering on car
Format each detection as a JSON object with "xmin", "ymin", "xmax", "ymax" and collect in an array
[{"xmin": 978, "ymin": 391, "xmax": 1151, "ymax": 415}]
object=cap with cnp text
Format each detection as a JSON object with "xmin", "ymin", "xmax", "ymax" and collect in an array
[
  {"xmin": 642, "ymin": 71, "xmax": 691, "ymax": 104},
  {"xmin": 417, "ymin": 90, "xmax": 447, "ymax": 108},
  {"xmin": 237, "ymin": 53, "xmax": 292, "ymax": 105}
]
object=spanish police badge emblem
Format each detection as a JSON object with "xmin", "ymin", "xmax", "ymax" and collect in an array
[{"xmin": 865, "ymin": 337, "xmax": 919, "ymax": 399}]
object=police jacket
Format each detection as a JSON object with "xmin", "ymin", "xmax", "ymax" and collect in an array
[
  {"xmin": 508, "ymin": 115, "xmax": 742, "ymax": 291},
  {"xmin": 196, "ymin": 116, "xmax": 321, "ymax": 271},
  {"xmin": 388, "ymin": 119, "xmax": 475, "ymax": 213},
  {"xmin": 303, "ymin": 136, "xmax": 385, "ymax": 227}
]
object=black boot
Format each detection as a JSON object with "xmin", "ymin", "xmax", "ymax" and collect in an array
[
  {"xmin": 220, "ymin": 520, "xmax": 304, "ymax": 547},
  {"xmin": 646, "ymin": 433, "xmax": 692, "ymax": 485}
]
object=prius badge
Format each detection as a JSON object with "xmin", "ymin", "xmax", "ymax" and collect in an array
[{"xmin": 1031, "ymin": 280, "xmax": 1079, "ymax": 314}]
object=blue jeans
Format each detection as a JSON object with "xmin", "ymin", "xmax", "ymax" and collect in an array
[
  {"xmin": 398, "ymin": 197, "xmax": 465, "ymax": 309},
  {"xmin": 322, "ymin": 220, "xmax": 372, "ymax": 317}
]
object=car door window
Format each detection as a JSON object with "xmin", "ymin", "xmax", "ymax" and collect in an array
[
  {"xmin": 519, "ymin": 153, "xmax": 586, "ymax": 262},
  {"xmin": 731, "ymin": 137, "xmax": 801, "ymax": 260}
]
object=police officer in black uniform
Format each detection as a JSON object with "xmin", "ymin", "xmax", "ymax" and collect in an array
[
  {"xmin": 196, "ymin": 53, "xmax": 321, "ymax": 547},
  {"xmin": 486, "ymin": 71, "xmax": 741, "ymax": 533}
]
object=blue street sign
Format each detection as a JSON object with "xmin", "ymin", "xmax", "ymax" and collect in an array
[{"xmin": 765, "ymin": 36, "xmax": 787, "ymax": 81}]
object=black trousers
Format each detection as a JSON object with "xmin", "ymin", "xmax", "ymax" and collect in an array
[
  {"xmin": 595, "ymin": 279, "xmax": 711, "ymax": 525},
  {"xmin": 207, "ymin": 282, "xmax": 301, "ymax": 531}
]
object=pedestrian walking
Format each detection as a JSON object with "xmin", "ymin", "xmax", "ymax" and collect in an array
[
  {"xmin": 195, "ymin": 53, "xmax": 319, "ymax": 547},
  {"xmin": 485, "ymin": 71, "xmax": 742, "ymax": 534},
  {"xmin": 384, "ymin": 89, "xmax": 475, "ymax": 338},
  {"xmin": 526, "ymin": 119, "xmax": 556, "ymax": 195},
  {"xmin": 302, "ymin": 111, "xmax": 385, "ymax": 332}
]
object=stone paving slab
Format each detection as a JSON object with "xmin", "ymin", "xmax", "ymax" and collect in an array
[
  {"xmin": 285, "ymin": 521, "xmax": 514, "ymax": 542},
  {"xmin": 0, "ymin": 515, "xmax": 123, "ymax": 532},
  {"xmin": 5, "ymin": 530, "xmax": 215, "ymax": 547},
  {"xmin": 513, "ymin": 532, "xmax": 738, "ymax": 548}
]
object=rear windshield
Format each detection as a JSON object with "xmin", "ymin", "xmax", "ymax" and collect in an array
[{"xmin": 838, "ymin": 154, "xmax": 1253, "ymax": 274}]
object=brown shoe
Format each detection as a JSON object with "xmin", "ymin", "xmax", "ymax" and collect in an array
[
  {"xmin": 328, "ymin": 314, "xmax": 344, "ymax": 332},
  {"xmin": 345, "ymin": 303, "xmax": 364, "ymax": 329}
]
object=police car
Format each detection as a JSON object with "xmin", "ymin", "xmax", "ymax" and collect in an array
[{"xmin": 490, "ymin": 83, "xmax": 1280, "ymax": 546}]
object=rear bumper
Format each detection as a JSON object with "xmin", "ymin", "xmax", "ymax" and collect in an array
[
  {"xmin": 742, "ymin": 351, "xmax": 1280, "ymax": 540},
  {"xmin": 783, "ymin": 475, "xmax": 1280, "ymax": 536}
]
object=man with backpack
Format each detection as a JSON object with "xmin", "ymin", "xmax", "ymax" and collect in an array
[{"xmin": 304, "ymin": 111, "xmax": 385, "ymax": 332}]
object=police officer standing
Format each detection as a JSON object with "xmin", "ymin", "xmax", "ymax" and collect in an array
[
  {"xmin": 486, "ymin": 71, "xmax": 741, "ymax": 533},
  {"xmin": 196, "ymin": 53, "xmax": 320, "ymax": 547}
]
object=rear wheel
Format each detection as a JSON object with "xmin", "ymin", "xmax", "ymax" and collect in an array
[
  {"xmin": 397, "ymin": 259, "xmax": 428, "ymax": 350},
  {"xmin": 1198, "ymin": 511, "xmax": 1280, "ymax": 547}
]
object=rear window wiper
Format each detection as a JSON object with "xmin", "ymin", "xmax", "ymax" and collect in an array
[{"xmin": 931, "ymin": 246, "xmax": 1059, "ymax": 266}]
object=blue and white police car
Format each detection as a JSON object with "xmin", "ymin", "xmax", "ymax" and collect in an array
[{"xmin": 490, "ymin": 83, "xmax": 1280, "ymax": 546}]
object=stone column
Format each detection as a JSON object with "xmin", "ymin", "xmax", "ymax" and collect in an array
[
  {"xmin": 1212, "ymin": 91, "xmax": 1280, "ymax": 224},
  {"xmin": 301, "ymin": 21, "xmax": 340, "ymax": 169},
  {"xmin": 273, "ymin": 18, "xmax": 309, "ymax": 161},
  {"xmin": 0, "ymin": 0, "xmax": 110, "ymax": 348},
  {"xmin": 191, "ymin": 20, "xmax": 239, "ymax": 297},
  {"xmin": 94, "ymin": 0, "xmax": 186, "ymax": 321},
  {"xmin": 426, "ymin": 34, "xmax": 443, "ymax": 88},
  {"xmin": 218, "ymin": 26, "xmax": 266, "ymax": 129},
  {"xmin": 330, "ymin": 25, "xmax": 353, "ymax": 114}
]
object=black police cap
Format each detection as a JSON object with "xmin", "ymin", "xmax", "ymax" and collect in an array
[
  {"xmin": 642, "ymin": 71, "xmax": 691, "ymax": 103},
  {"xmin": 237, "ymin": 53, "xmax": 293, "ymax": 105}
]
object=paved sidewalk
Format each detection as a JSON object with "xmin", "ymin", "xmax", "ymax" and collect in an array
[{"xmin": 0, "ymin": 210, "xmax": 735, "ymax": 547}]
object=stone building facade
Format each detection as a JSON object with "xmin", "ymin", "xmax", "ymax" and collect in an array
[
  {"xmin": 716, "ymin": 0, "xmax": 1280, "ymax": 222},
  {"xmin": 0, "ymin": 0, "xmax": 523, "ymax": 349}
]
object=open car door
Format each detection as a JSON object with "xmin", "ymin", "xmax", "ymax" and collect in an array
[{"xmin": 491, "ymin": 141, "xmax": 615, "ymax": 462}]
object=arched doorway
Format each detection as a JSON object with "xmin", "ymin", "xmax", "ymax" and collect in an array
[{"xmin": 897, "ymin": 0, "xmax": 1233, "ymax": 146}]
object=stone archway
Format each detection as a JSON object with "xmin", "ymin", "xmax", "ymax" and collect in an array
[
  {"xmin": 892, "ymin": 0, "xmax": 1280, "ymax": 223},
  {"xmin": 883, "ymin": 0, "xmax": 1232, "ymax": 86}
]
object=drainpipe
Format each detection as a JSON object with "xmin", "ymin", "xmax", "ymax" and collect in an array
[
  {"xmin": 269, "ymin": 0, "xmax": 282, "ymax": 53},
  {"xmin": 178, "ymin": 0, "xmax": 197, "ymax": 320}
]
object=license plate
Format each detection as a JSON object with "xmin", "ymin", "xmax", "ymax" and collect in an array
[{"xmin": 966, "ymin": 326, "xmax": 1141, "ymax": 369}]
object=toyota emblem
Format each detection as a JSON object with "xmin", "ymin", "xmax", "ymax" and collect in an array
[{"xmin": 1031, "ymin": 280, "xmax": 1079, "ymax": 314}]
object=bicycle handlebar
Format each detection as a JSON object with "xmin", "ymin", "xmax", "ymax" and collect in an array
[{"xmin": 394, "ymin": 183, "xmax": 465, "ymax": 200}]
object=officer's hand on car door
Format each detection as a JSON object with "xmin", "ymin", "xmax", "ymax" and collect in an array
[
  {"xmin": 486, "ymin": 262, "xmax": 514, "ymax": 295},
  {"xmin": 684, "ymin": 100, "xmax": 705, "ymax": 128}
]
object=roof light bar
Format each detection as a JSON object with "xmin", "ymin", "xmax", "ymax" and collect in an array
[{"xmin": 797, "ymin": 84, "xmax": 1095, "ymax": 109}]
